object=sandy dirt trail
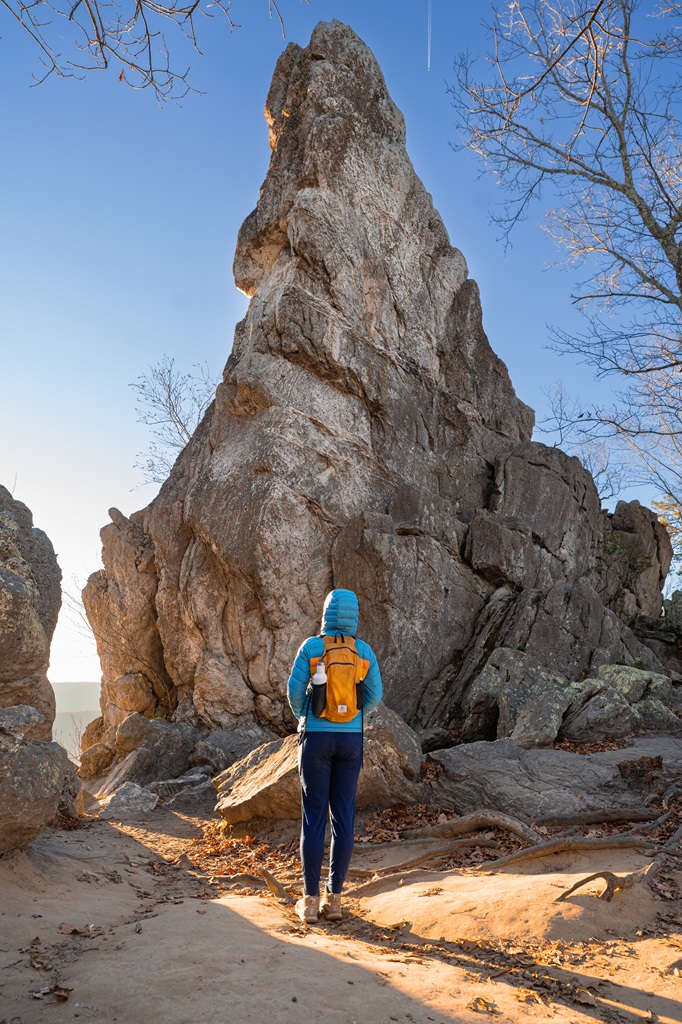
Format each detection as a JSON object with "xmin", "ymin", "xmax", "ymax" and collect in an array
[{"xmin": 1, "ymin": 809, "xmax": 681, "ymax": 1024}]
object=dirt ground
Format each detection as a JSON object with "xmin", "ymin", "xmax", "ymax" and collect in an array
[{"xmin": 1, "ymin": 807, "xmax": 681, "ymax": 1024}]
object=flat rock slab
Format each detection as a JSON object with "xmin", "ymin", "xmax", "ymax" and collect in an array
[
  {"xmin": 427, "ymin": 736, "xmax": 682, "ymax": 819},
  {"xmin": 215, "ymin": 706, "xmax": 425, "ymax": 823}
]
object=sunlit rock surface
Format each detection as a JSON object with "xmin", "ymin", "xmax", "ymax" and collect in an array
[
  {"xmin": 83, "ymin": 21, "xmax": 673, "ymax": 762},
  {"xmin": 0, "ymin": 486, "xmax": 61, "ymax": 739}
]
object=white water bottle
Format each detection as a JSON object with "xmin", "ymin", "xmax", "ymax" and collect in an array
[{"xmin": 311, "ymin": 660, "xmax": 327, "ymax": 717}]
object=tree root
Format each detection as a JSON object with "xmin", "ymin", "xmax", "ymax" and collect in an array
[
  {"xmin": 530, "ymin": 808, "xmax": 658, "ymax": 827},
  {"xmin": 354, "ymin": 837, "xmax": 451, "ymax": 852},
  {"xmin": 481, "ymin": 835, "xmax": 653, "ymax": 870},
  {"xmin": 255, "ymin": 867, "xmax": 294, "ymax": 904},
  {"xmin": 403, "ymin": 811, "xmax": 542, "ymax": 847},
  {"xmin": 347, "ymin": 838, "xmax": 498, "ymax": 879},
  {"xmin": 347, "ymin": 868, "xmax": 444, "ymax": 898},
  {"xmin": 553, "ymin": 825, "xmax": 682, "ymax": 903},
  {"xmin": 208, "ymin": 872, "xmax": 266, "ymax": 888}
]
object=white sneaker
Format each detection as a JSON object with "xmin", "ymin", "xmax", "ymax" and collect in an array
[
  {"xmin": 320, "ymin": 889, "xmax": 343, "ymax": 921},
  {"xmin": 295, "ymin": 894, "xmax": 319, "ymax": 924}
]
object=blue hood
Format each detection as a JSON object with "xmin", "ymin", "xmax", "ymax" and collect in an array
[{"xmin": 321, "ymin": 589, "xmax": 359, "ymax": 638}]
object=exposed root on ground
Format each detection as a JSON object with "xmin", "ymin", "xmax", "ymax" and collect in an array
[
  {"xmin": 348, "ymin": 838, "xmax": 499, "ymax": 879},
  {"xmin": 555, "ymin": 820, "xmax": 682, "ymax": 902},
  {"xmin": 403, "ymin": 811, "xmax": 542, "ymax": 847},
  {"xmin": 482, "ymin": 835, "xmax": 654, "ymax": 870}
]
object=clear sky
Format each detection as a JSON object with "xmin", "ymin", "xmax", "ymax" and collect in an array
[{"xmin": 0, "ymin": 1, "xmax": 629, "ymax": 682}]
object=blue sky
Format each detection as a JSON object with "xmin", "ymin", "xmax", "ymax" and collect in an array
[{"xmin": 0, "ymin": 1, "xmax": 618, "ymax": 681}]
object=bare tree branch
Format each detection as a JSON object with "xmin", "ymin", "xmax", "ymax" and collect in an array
[
  {"xmin": 131, "ymin": 355, "xmax": 219, "ymax": 484},
  {"xmin": 3, "ymin": 0, "xmax": 312, "ymax": 100},
  {"xmin": 453, "ymin": 1, "xmax": 682, "ymax": 545}
]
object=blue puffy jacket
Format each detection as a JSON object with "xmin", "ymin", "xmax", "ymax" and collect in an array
[{"xmin": 287, "ymin": 589, "xmax": 382, "ymax": 732}]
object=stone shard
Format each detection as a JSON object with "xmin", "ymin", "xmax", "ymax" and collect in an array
[
  {"xmin": 82, "ymin": 21, "xmax": 673, "ymax": 755},
  {"xmin": 0, "ymin": 486, "xmax": 61, "ymax": 739}
]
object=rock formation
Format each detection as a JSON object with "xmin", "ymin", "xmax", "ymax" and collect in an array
[
  {"xmin": 1, "ymin": 485, "xmax": 62, "ymax": 738},
  {"xmin": 0, "ymin": 490, "xmax": 78, "ymax": 853},
  {"xmin": 214, "ymin": 706, "xmax": 424, "ymax": 823},
  {"xmin": 82, "ymin": 21, "xmax": 676, "ymax": 787},
  {"xmin": 0, "ymin": 706, "xmax": 78, "ymax": 854}
]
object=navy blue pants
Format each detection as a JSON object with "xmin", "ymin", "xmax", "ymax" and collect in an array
[{"xmin": 298, "ymin": 731, "xmax": 363, "ymax": 897}]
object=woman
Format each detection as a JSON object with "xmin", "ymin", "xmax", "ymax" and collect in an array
[{"xmin": 287, "ymin": 588, "xmax": 382, "ymax": 924}]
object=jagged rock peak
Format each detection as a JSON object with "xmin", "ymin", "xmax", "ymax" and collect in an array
[{"xmin": 83, "ymin": 22, "xmax": 671, "ymax": 758}]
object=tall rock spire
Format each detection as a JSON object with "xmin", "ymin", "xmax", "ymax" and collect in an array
[{"xmin": 83, "ymin": 22, "xmax": 670, "ymax": 745}]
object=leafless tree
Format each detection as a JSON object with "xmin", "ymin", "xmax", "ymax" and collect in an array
[
  {"xmin": 452, "ymin": 0, "xmax": 682, "ymax": 549},
  {"xmin": 538, "ymin": 380, "xmax": 627, "ymax": 501},
  {"xmin": 131, "ymin": 354, "xmax": 219, "ymax": 483},
  {"xmin": 3, "ymin": 0, "xmax": 310, "ymax": 100}
]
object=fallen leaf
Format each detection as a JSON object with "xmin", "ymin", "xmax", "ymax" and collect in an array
[
  {"xmin": 466, "ymin": 996, "xmax": 499, "ymax": 1014},
  {"xmin": 31, "ymin": 984, "xmax": 72, "ymax": 1003}
]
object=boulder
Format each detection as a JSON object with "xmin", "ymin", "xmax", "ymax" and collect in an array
[
  {"xmin": 0, "ymin": 708, "xmax": 78, "ymax": 854},
  {"xmin": 560, "ymin": 665, "xmax": 682, "ymax": 742},
  {"xmin": 167, "ymin": 780, "xmax": 218, "ymax": 815},
  {"xmin": 214, "ymin": 735, "xmax": 301, "ymax": 823},
  {"xmin": 0, "ymin": 487, "xmax": 61, "ymax": 740},
  {"xmin": 78, "ymin": 741, "xmax": 117, "ymax": 780},
  {"xmin": 215, "ymin": 707, "xmax": 424, "ymax": 823},
  {"xmin": 81, "ymin": 715, "xmax": 105, "ymax": 753},
  {"xmin": 96, "ymin": 748, "xmax": 158, "ymax": 798},
  {"xmin": 99, "ymin": 782, "xmax": 159, "ymax": 820},
  {"xmin": 427, "ymin": 736, "xmax": 682, "ymax": 819},
  {"xmin": 423, "ymin": 578, "xmax": 666, "ymax": 735}
]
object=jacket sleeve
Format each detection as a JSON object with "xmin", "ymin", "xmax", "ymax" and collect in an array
[
  {"xmin": 287, "ymin": 638, "xmax": 315, "ymax": 720},
  {"xmin": 360, "ymin": 644, "xmax": 382, "ymax": 717}
]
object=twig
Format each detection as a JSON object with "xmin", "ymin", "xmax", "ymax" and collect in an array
[
  {"xmin": 482, "ymin": 835, "xmax": 653, "ymax": 870},
  {"xmin": 403, "ymin": 811, "xmax": 542, "ymax": 847}
]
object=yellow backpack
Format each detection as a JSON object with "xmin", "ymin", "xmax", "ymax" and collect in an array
[{"xmin": 308, "ymin": 635, "xmax": 370, "ymax": 723}]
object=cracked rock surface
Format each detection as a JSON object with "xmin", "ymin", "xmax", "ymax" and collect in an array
[{"xmin": 83, "ymin": 21, "xmax": 673, "ymax": 760}]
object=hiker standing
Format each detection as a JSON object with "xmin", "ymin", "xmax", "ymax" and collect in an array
[{"xmin": 287, "ymin": 588, "xmax": 382, "ymax": 924}]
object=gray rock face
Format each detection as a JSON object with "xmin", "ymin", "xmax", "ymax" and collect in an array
[
  {"xmin": 560, "ymin": 665, "xmax": 682, "ymax": 742},
  {"xmin": 0, "ymin": 487, "xmax": 61, "ymax": 739},
  {"xmin": 81, "ymin": 21, "xmax": 672, "ymax": 754},
  {"xmin": 0, "ymin": 705, "xmax": 78, "ymax": 854},
  {"xmin": 428, "ymin": 736, "xmax": 682, "ymax": 819},
  {"xmin": 214, "ymin": 706, "xmax": 424, "ymax": 823}
]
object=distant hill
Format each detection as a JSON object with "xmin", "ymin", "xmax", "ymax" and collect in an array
[{"xmin": 53, "ymin": 682, "xmax": 100, "ymax": 759}]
